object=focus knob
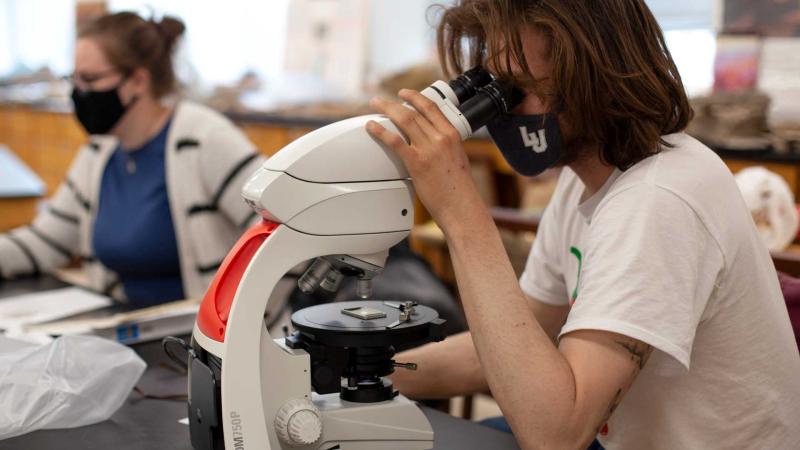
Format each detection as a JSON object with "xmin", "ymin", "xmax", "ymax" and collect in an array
[{"xmin": 274, "ymin": 399, "xmax": 322, "ymax": 447}]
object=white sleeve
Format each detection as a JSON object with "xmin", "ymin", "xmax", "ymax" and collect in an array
[
  {"xmin": 519, "ymin": 199, "xmax": 570, "ymax": 306},
  {"xmin": 560, "ymin": 184, "xmax": 723, "ymax": 374},
  {"xmin": 0, "ymin": 146, "xmax": 92, "ymax": 278},
  {"xmin": 198, "ymin": 119, "xmax": 266, "ymax": 229}
]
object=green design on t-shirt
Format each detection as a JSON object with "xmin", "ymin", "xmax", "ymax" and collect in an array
[{"xmin": 570, "ymin": 246, "xmax": 583, "ymax": 302}]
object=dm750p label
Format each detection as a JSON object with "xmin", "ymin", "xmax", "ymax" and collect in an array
[{"xmin": 230, "ymin": 411, "xmax": 245, "ymax": 449}]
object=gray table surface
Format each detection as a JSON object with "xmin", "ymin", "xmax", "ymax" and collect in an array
[{"xmin": 0, "ymin": 276, "xmax": 521, "ymax": 450}]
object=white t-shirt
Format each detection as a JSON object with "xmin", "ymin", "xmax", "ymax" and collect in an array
[{"xmin": 520, "ymin": 133, "xmax": 800, "ymax": 449}]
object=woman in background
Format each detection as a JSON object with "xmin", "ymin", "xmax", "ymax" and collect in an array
[{"xmin": 0, "ymin": 12, "xmax": 264, "ymax": 306}]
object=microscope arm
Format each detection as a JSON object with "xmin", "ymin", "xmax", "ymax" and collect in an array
[{"xmin": 193, "ymin": 219, "xmax": 408, "ymax": 449}]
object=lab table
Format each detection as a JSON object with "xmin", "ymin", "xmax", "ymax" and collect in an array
[{"xmin": 0, "ymin": 276, "xmax": 521, "ymax": 450}]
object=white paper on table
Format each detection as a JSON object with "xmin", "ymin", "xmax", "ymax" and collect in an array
[
  {"xmin": 23, "ymin": 299, "xmax": 200, "ymax": 337},
  {"xmin": 0, "ymin": 287, "xmax": 112, "ymax": 330}
]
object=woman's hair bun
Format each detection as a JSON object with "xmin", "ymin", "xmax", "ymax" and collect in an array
[{"xmin": 156, "ymin": 15, "xmax": 186, "ymax": 54}]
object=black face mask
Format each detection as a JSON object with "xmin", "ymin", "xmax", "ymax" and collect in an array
[
  {"xmin": 71, "ymin": 82, "xmax": 136, "ymax": 135},
  {"xmin": 486, "ymin": 112, "xmax": 563, "ymax": 177}
]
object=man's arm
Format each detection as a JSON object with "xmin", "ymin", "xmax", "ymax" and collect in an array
[
  {"xmin": 557, "ymin": 330, "xmax": 653, "ymax": 444},
  {"xmin": 390, "ymin": 331, "xmax": 485, "ymax": 399},
  {"xmin": 446, "ymin": 210, "xmax": 652, "ymax": 450},
  {"xmin": 393, "ymin": 219, "xmax": 652, "ymax": 449},
  {"xmin": 391, "ymin": 296, "xmax": 569, "ymax": 399},
  {"xmin": 530, "ymin": 296, "xmax": 569, "ymax": 343}
]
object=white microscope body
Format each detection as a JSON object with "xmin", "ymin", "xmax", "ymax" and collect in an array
[{"xmin": 188, "ymin": 70, "xmax": 516, "ymax": 449}]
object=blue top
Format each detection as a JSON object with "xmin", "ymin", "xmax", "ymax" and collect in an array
[{"xmin": 93, "ymin": 119, "xmax": 185, "ymax": 306}]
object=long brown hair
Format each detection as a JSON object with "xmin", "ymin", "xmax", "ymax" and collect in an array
[
  {"xmin": 79, "ymin": 12, "xmax": 185, "ymax": 98},
  {"xmin": 437, "ymin": 0, "xmax": 693, "ymax": 169}
]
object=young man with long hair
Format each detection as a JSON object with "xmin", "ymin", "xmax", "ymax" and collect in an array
[{"xmin": 366, "ymin": 1, "xmax": 800, "ymax": 449}]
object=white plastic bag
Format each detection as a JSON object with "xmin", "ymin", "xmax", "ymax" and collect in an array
[
  {"xmin": 0, "ymin": 334, "xmax": 147, "ymax": 440},
  {"xmin": 735, "ymin": 166, "xmax": 800, "ymax": 251}
]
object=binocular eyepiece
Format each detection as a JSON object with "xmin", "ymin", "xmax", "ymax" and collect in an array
[
  {"xmin": 448, "ymin": 66, "xmax": 495, "ymax": 104},
  {"xmin": 447, "ymin": 67, "xmax": 525, "ymax": 131}
]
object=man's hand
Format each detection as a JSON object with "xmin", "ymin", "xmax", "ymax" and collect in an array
[{"xmin": 365, "ymin": 89, "xmax": 485, "ymax": 231}]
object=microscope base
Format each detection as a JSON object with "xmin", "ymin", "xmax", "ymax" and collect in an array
[{"xmin": 311, "ymin": 392, "xmax": 434, "ymax": 450}]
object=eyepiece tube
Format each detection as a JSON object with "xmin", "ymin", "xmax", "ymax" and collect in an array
[
  {"xmin": 457, "ymin": 79, "xmax": 525, "ymax": 131},
  {"xmin": 447, "ymin": 67, "xmax": 493, "ymax": 104}
]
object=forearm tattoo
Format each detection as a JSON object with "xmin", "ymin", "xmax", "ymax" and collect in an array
[
  {"xmin": 596, "ymin": 388, "xmax": 623, "ymax": 435},
  {"xmin": 594, "ymin": 340, "xmax": 653, "ymax": 435},
  {"xmin": 615, "ymin": 340, "xmax": 653, "ymax": 371}
]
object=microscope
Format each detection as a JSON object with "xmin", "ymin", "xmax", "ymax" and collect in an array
[{"xmin": 187, "ymin": 67, "xmax": 522, "ymax": 450}]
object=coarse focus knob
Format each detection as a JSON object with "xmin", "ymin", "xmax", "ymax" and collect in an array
[{"xmin": 274, "ymin": 399, "xmax": 322, "ymax": 447}]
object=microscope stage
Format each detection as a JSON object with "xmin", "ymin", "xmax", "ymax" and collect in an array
[{"xmin": 291, "ymin": 300, "xmax": 445, "ymax": 347}]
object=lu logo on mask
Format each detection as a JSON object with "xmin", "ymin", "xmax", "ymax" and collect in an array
[
  {"xmin": 486, "ymin": 112, "xmax": 563, "ymax": 177},
  {"xmin": 519, "ymin": 126, "xmax": 548, "ymax": 153}
]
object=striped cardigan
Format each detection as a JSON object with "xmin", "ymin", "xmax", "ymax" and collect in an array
[{"xmin": 0, "ymin": 100, "xmax": 265, "ymax": 300}]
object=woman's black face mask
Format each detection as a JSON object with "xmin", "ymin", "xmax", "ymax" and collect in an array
[
  {"xmin": 486, "ymin": 111, "xmax": 563, "ymax": 177},
  {"xmin": 70, "ymin": 81, "xmax": 137, "ymax": 135}
]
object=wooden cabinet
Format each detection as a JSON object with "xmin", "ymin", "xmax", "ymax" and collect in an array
[
  {"xmin": 239, "ymin": 123, "xmax": 314, "ymax": 156},
  {"xmin": 725, "ymin": 158, "xmax": 800, "ymax": 196},
  {"xmin": 0, "ymin": 198, "xmax": 39, "ymax": 232},
  {"xmin": 0, "ymin": 106, "xmax": 87, "ymax": 196}
]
